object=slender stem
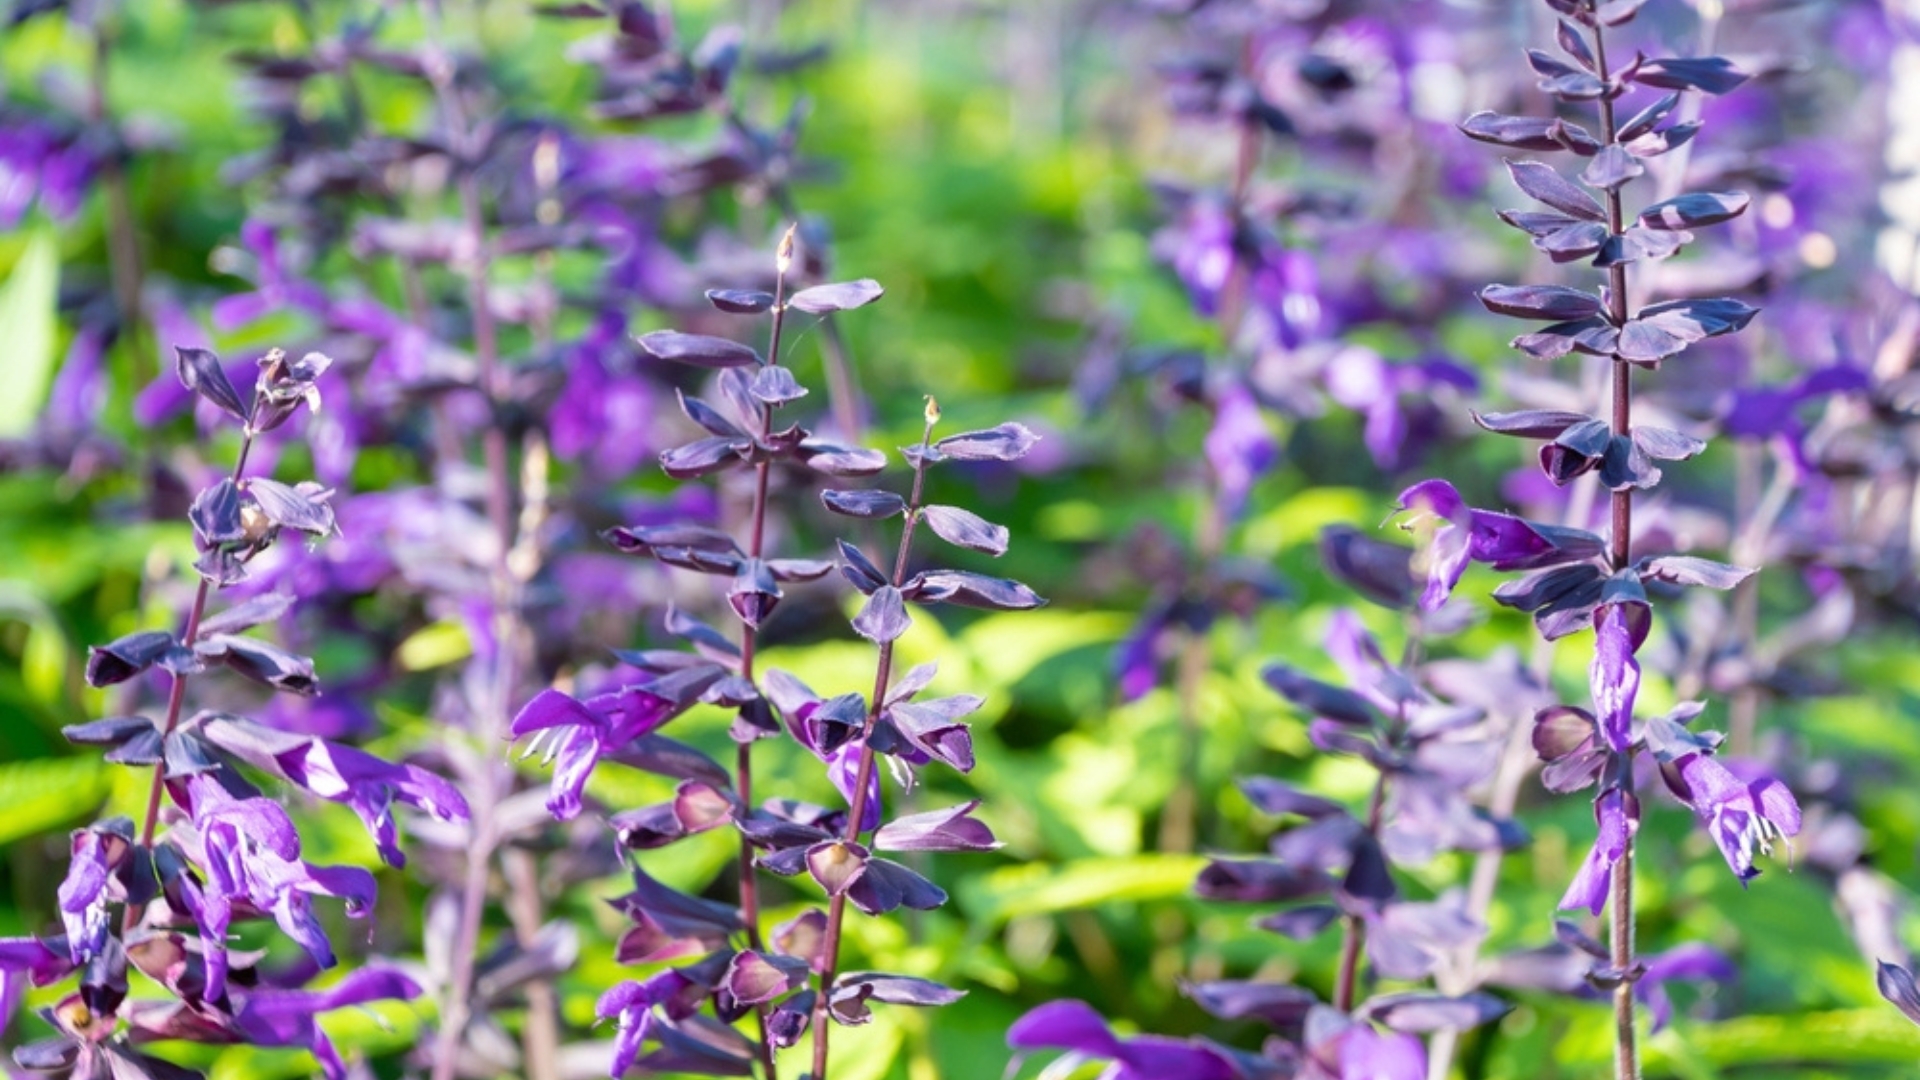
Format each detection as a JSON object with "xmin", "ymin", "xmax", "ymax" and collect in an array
[
  {"xmin": 424, "ymin": 15, "xmax": 524, "ymax": 1079},
  {"xmin": 733, "ymin": 248, "xmax": 791, "ymax": 1080},
  {"xmin": 1591, "ymin": 17, "xmax": 1639, "ymax": 1079},
  {"xmin": 762, "ymin": 179, "xmax": 866, "ymax": 441},
  {"xmin": 1333, "ymin": 767, "xmax": 1388, "ymax": 1013},
  {"xmin": 1163, "ymin": 45, "xmax": 1264, "ymax": 857},
  {"xmin": 126, "ymin": 427, "xmax": 257, "ymax": 930},
  {"xmin": 501, "ymin": 846, "xmax": 561, "ymax": 1080},
  {"xmin": 810, "ymin": 415, "xmax": 936, "ymax": 1080}
]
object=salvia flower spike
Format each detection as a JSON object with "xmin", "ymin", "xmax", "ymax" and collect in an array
[
  {"xmin": 517, "ymin": 227, "xmax": 910, "ymax": 1079},
  {"xmin": 1408, "ymin": 2, "xmax": 1785, "ymax": 1075},
  {"xmin": 7, "ymin": 345, "xmax": 468, "ymax": 1080},
  {"xmin": 803, "ymin": 398, "xmax": 1042, "ymax": 1079}
]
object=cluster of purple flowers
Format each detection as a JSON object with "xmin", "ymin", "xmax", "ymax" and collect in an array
[
  {"xmin": 0, "ymin": 348, "xmax": 468, "ymax": 1080},
  {"xmin": 1001, "ymin": 0, "xmax": 1920, "ymax": 1076},
  {"xmin": 10, "ymin": 0, "xmax": 1920, "ymax": 1076},
  {"xmin": 512, "ymin": 228, "xmax": 1043, "ymax": 1078}
]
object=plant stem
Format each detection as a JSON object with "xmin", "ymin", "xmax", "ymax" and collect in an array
[
  {"xmin": 1333, "ymin": 768, "xmax": 1387, "ymax": 1013},
  {"xmin": 809, "ymin": 413, "xmax": 936, "ymax": 1080},
  {"xmin": 500, "ymin": 846, "xmax": 560, "ymax": 1080},
  {"xmin": 423, "ymin": 15, "xmax": 524, "ymax": 1078},
  {"xmin": 127, "ymin": 427, "xmax": 257, "ymax": 929},
  {"xmin": 762, "ymin": 178, "xmax": 866, "ymax": 442},
  {"xmin": 733, "ymin": 246, "xmax": 792, "ymax": 1080},
  {"xmin": 1163, "ymin": 45, "xmax": 1263, "ymax": 857},
  {"xmin": 1591, "ymin": 16, "xmax": 1640, "ymax": 1078}
]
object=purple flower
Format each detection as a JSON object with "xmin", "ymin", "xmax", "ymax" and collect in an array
[
  {"xmin": 1330, "ymin": 1023, "xmax": 1425, "ymax": 1080},
  {"xmin": 827, "ymin": 742, "xmax": 883, "ymax": 833},
  {"xmin": 1589, "ymin": 603, "xmax": 1641, "ymax": 754},
  {"xmin": 598, "ymin": 974, "xmax": 671, "ymax": 1077},
  {"xmin": 1114, "ymin": 604, "xmax": 1173, "ymax": 702},
  {"xmin": 55, "ymin": 824, "xmax": 131, "ymax": 965},
  {"xmin": 872, "ymin": 801, "xmax": 1000, "ymax": 853},
  {"xmin": 1008, "ymin": 999, "xmax": 1243, "ymax": 1080},
  {"xmin": 179, "ymin": 776, "xmax": 377, "ymax": 1001},
  {"xmin": 510, "ymin": 685, "xmax": 689, "ymax": 819},
  {"xmin": 1206, "ymin": 382, "xmax": 1280, "ymax": 518},
  {"xmin": 0, "ymin": 937, "xmax": 73, "ymax": 1038},
  {"xmin": 1667, "ymin": 754, "xmax": 1802, "ymax": 884},
  {"xmin": 234, "ymin": 968, "xmax": 422, "ymax": 1080},
  {"xmin": 1560, "ymin": 788, "xmax": 1631, "ymax": 916},
  {"xmin": 196, "ymin": 715, "xmax": 469, "ymax": 867},
  {"xmin": 1394, "ymin": 479, "xmax": 1602, "ymax": 611}
]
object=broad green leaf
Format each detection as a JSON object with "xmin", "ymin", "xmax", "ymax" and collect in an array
[
  {"xmin": 961, "ymin": 854, "xmax": 1207, "ymax": 924},
  {"xmin": 0, "ymin": 757, "xmax": 109, "ymax": 846},
  {"xmin": 1553, "ymin": 1009, "xmax": 1920, "ymax": 1074},
  {"xmin": 0, "ymin": 230, "xmax": 60, "ymax": 437}
]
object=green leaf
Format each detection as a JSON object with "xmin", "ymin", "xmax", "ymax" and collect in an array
[
  {"xmin": 0, "ymin": 757, "xmax": 109, "ymax": 846},
  {"xmin": 0, "ymin": 231, "xmax": 60, "ymax": 438},
  {"xmin": 960, "ymin": 854, "xmax": 1208, "ymax": 924},
  {"xmin": 395, "ymin": 620, "xmax": 473, "ymax": 671}
]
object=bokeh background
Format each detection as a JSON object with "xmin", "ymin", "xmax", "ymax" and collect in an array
[{"xmin": 4, "ymin": 0, "xmax": 1920, "ymax": 1077}]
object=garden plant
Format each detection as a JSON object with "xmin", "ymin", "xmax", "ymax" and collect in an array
[{"xmin": 4, "ymin": 0, "xmax": 1920, "ymax": 1078}]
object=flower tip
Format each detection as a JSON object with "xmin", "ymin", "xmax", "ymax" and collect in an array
[
  {"xmin": 547, "ymin": 792, "xmax": 584, "ymax": 822},
  {"xmin": 776, "ymin": 223, "xmax": 797, "ymax": 275},
  {"xmin": 924, "ymin": 395, "xmax": 941, "ymax": 426}
]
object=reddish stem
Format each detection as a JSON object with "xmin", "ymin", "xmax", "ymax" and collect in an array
[
  {"xmin": 1590, "ymin": 16, "xmax": 1641, "ymax": 1078},
  {"xmin": 127, "ymin": 426, "xmax": 257, "ymax": 929},
  {"xmin": 1332, "ymin": 768, "xmax": 1388, "ymax": 1012},
  {"xmin": 427, "ymin": 19, "xmax": 526, "ymax": 1079},
  {"xmin": 734, "ymin": 249, "xmax": 791, "ymax": 1080},
  {"xmin": 809, "ymin": 415, "xmax": 935, "ymax": 1080}
]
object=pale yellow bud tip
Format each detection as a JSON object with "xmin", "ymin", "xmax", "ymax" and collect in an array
[
  {"xmin": 924, "ymin": 395, "xmax": 941, "ymax": 425},
  {"xmin": 776, "ymin": 224, "xmax": 798, "ymax": 275}
]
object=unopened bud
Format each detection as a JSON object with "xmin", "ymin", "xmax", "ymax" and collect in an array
[
  {"xmin": 924, "ymin": 395, "xmax": 941, "ymax": 426},
  {"xmin": 776, "ymin": 223, "xmax": 797, "ymax": 275}
]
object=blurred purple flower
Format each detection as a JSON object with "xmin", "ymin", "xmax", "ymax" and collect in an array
[
  {"xmin": 1161, "ymin": 197, "xmax": 1238, "ymax": 318},
  {"xmin": 1008, "ymin": 999, "xmax": 1243, "ymax": 1080},
  {"xmin": 213, "ymin": 218, "xmax": 331, "ymax": 330},
  {"xmin": 1324, "ymin": 350, "xmax": 1476, "ymax": 470},
  {"xmin": 42, "ymin": 324, "xmax": 110, "ymax": 436},
  {"xmin": 1206, "ymin": 382, "xmax": 1279, "ymax": 517},
  {"xmin": 0, "ymin": 119, "xmax": 95, "ymax": 226},
  {"xmin": 1639, "ymin": 942, "xmax": 1736, "ymax": 1031},
  {"xmin": 551, "ymin": 311, "xmax": 659, "ymax": 477}
]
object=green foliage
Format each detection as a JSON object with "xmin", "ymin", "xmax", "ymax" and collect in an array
[{"xmin": 0, "ymin": 231, "xmax": 60, "ymax": 438}]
